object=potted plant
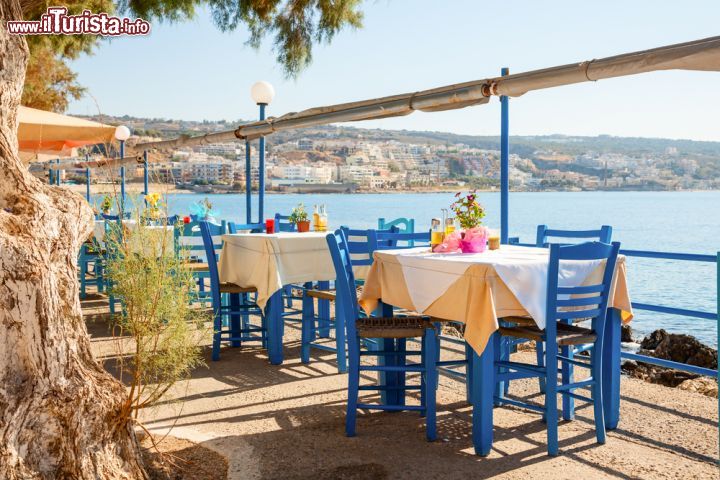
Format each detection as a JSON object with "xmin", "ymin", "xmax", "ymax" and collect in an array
[
  {"xmin": 100, "ymin": 195, "xmax": 113, "ymax": 215},
  {"xmin": 289, "ymin": 203, "xmax": 311, "ymax": 232},
  {"xmin": 451, "ymin": 190, "xmax": 488, "ymax": 253}
]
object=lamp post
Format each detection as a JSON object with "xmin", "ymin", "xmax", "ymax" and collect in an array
[
  {"xmin": 115, "ymin": 125, "xmax": 131, "ymax": 212},
  {"xmin": 250, "ymin": 81, "xmax": 275, "ymax": 224}
]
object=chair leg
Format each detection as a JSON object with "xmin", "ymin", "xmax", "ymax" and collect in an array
[
  {"xmin": 536, "ymin": 340, "xmax": 547, "ymax": 393},
  {"xmin": 545, "ymin": 342, "xmax": 559, "ymax": 456},
  {"xmin": 211, "ymin": 310, "xmax": 222, "ymax": 361},
  {"xmin": 494, "ymin": 333, "xmax": 505, "ymax": 406},
  {"xmin": 592, "ymin": 342, "xmax": 606, "ymax": 444},
  {"xmin": 300, "ymin": 287, "xmax": 314, "ymax": 364},
  {"xmin": 241, "ymin": 292, "xmax": 250, "ymax": 331},
  {"xmin": 261, "ymin": 314, "xmax": 268, "ymax": 349},
  {"xmin": 396, "ymin": 338, "xmax": 407, "ymax": 407},
  {"xmin": 561, "ymin": 343, "xmax": 575, "ymax": 421},
  {"xmin": 230, "ymin": 293, "xmax": 241, "ymax": 348},
  {"xmin": 424, "ymin": 328, "xmax": 438, "ymax": 441},
  {"xmin": 335, "ymin": 305, "xmax": 347, "ymax": 374},
  {"xmin": 346, "ymin": 336, "xmax": 360, "ymax": 437}
]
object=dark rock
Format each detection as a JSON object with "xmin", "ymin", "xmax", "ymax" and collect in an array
[
  {"xmin": 654, "ymin": 333, "xmax": 717, "ymax": 369},
  {"xmin": 624, "ymin": 329, "xmax": 718, "ymax": 397},
  {"xmin": 621, "ymin": 324, "xmax": 634, "ymax": 343},
  {"xmin": 640, "ymin": 329, "xmax": 668, "ymax": 350}
]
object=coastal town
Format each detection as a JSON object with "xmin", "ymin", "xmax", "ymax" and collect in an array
[{"xmin": 36, "ymin": 116, "xmax": 720, "ymax": 193}]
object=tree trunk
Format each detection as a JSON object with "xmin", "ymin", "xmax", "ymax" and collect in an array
[{"xmin": 0, "ymin": 1, "xmax": 146, "ymax": 478}]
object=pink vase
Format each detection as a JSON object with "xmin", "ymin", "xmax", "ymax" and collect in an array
[{"xmin": 460, "ymin": 237, "xmax": 487, "ymax": 253}]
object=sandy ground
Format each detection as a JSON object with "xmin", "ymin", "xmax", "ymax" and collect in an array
[{"xmin": 83, "ymin": 293, "xmax": 719, "ymax": 480}]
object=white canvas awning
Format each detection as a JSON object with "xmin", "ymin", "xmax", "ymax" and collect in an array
[{"xmin": 133, "ymin": 35, "xmax": 720, "ymax": 152}]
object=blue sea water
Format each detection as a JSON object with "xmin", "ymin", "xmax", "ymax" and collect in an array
[{"xmin": 106, "ymin": 191, "xmax": 720, "ymax": 346}]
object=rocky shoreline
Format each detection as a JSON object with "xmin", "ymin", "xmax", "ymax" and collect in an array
[{"xmin": 621, "ymin": 326, "xmax": 718, "ymax": 398}]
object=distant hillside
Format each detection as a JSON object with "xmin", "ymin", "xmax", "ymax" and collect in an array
[{"xmin": 79, "ymin": 113, "xmax": 720, "ymax": 160}]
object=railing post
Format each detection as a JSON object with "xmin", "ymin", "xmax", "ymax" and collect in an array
[{"xmin": 500, "ymin": 67, "xmax": 510, "ymax": 244}]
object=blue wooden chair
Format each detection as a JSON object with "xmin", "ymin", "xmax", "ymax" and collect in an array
[
  {"xmin": 175, "ymin": 219, "xmax": 226, "ymax": 303},
  {"xmin": 227, "ymin": 222, "xmax": 265, "ymax": 234},
  {"xmin": 274, "ymin": 213, "xmax": 296, "ymax": 232},
  {"xmin": 299, "ymin": 227, "xmax": 395, "ymax": 373},
  {"xmin": 378, "ymin": 217, "xmax": 415, "ymax": 235},
  {"xmin": 326, "ymin": 229, "xmax": 439, "ymax": 440},
  {"xmin": 367, "ymin": 230, "xmax": 430, "ymax": 251},
  {"xmin": 502, "ymin": 225, "xmax": 613, "ymax": 395},
  {"xmin": 199, "ymin": 221, "xmax": 267, "ymax": 361},
  {"xmin": 536, "ymin": 225, "xmax": 612, "ymax": 247},
  {"xmin": 494, "ymin": 241, "xmax": 620, "ymax": 456},
  {"xmin": 79, "ymin": 242, "xmax": 104, "ymax": 299}
]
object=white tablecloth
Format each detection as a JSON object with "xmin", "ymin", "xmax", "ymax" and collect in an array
[
  {"xmin": 387, "ymin": 245, "xmax": 609, "ymax": 329},
  {"xmin": 218, "ymin": 232, "xmax": 336, "ymax": 308}
]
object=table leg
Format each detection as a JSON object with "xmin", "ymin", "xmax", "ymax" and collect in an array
[
  {"xmin": 266, "ymin": 290, "xmax": 285, "ymax": 365},
  {"xmin": 602, "ymin": 308, "xmax": 622, "ymax": 430},
  {"xmin": 230, "ymin": 293, "xmax": 242, "ymax": 348},
  {"xmin": 317, "ymin": 280, "xmax": 331, "ymax": 338},
  {"xmin": 472, "ymin": 331, "xmax": 495, "ymax": 457}
]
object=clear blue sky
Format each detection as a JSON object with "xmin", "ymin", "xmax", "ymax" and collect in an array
[{"xmin": 68, "ymin": 0, "xmax": 720, "ymax": 141}]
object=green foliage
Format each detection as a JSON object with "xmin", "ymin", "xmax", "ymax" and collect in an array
[
  {"xmin": 450, "ymin": 190, "xmax": 485, "ymax": 229},
  {"xmin": 20, "ymin": 0, "xmax": 364, "ymax": 111},
  {"xmin": 288, "ymin": 202, "xmax": 308, "ymax": 223},
  {"xmin": 103, "ymin": 202, "xmax": 208, "ymax": 418}
]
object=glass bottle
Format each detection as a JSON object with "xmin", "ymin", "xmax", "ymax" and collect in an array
[
  {"xmin": 431, "ymin": 218, "xmax": 444, "ymax": 250},
  {"xmin": 318, "ymin": 204, "xmax": 328, "ymax": 232},
  {"xmin": 445, "ymin": 217, "xmax": 456, "ymax": 235},
  {"xmin": 312, "ymin": 205, "xmax": 320, "ymax": 231}
]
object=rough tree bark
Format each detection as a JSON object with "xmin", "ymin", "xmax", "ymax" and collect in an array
[{"xmin": 0, "ymin": 1, "xmax": 146, "ymax": 478}]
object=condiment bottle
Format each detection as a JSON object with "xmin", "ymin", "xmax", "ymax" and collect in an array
[
  {"xmin": 445, "ymin": 217, "xmax": 456, "ymax": 235},
  {"xmin": 431, "ymin": 218, "xmax": 444, "ymax": 250},
  {"xmin": 319, "ymin": 205, "xmax": 328, "ymax": 232},
  {"xmin": 313, "ymin": 205, "xmax": 320, "ymax": 231}
]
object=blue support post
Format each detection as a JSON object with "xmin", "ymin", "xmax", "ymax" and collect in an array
[
  {"xmin": 500, "ymin": 67, "xmax": 510, "ymax": 244},
  {"xmin": 143, "ymin": 150, "xmax": 149, "ymax": 198},
  {"xmin": 55, "ymin": 159, "xmax": 61, "ymax": 185},
  {"xmin": 120, "ymin": 166, "xmax": 126, "ymax": 211},
  {"xmin": 119, "ymin": 139, "xmax": 126, "ymax": 211},
  {"xmin": 716, "ymin": 252, "xmax": 719, "ymax": 461},
  {"xmin": 48, "ymin": 161, "xmax": 54, "ymax": 184},
  {"xmin": 258, "ymin": 103, "xmax": 266, "ymax": 224},
  {"xmin": 245, "ymin": 141, "xmax": 252, "ymax": 223},
  {"xmin": 85, "ymin": 167, "xmax": 91, "ymax": 202}
]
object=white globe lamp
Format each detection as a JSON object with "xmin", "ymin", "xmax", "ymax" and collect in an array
[
  {"xmin": 250, "ymin": 81, "xmax": 275, "ymax": 105},
  {"xmin": 114, "ymin": 125, "xmax": 131, "ymax": 141}
]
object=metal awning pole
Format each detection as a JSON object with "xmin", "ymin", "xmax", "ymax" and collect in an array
[
  {"xmin": 500, "ymin": 67, "xmax": 510, "ymax": 244},
  {"xmin": 245, "ymin": 141, "xmax": 252, "ymax": 223},
  {"xmin": 119, "ymin": 139, "xmax": 126, "ymax": 211},
  {"xmin": 48, "ymin": 160, "xmax": 54, "ymax": 184},
  {"xmin": 56, "ymin": 159, "xmax": 61, "ymax": 186}
]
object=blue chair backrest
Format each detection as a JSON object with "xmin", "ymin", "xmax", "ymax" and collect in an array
[
  {"xmin": 176, "ymin": 219, "xmax": 226, "ymax": 262},
  {"xmin": 326, "ymin": 229, "xmax": 361, "ymax": 354},
  {"xmin": 536, "ymin": 225, "xmax": 612, "ymax": 248},
  {"xmin": 274, "ymin": 213, "xmax": 296, "ymax": 232},
  {"xmin": 368, "ymin": 230, "xmax": 431, "ymax": 251},
  {"xmin": 544, "ymin": 241, "xmax": 620, "ymax": 347},
  {"xmin": 378, "ymin": 217, "xmax": 415, "ymax": 234},
  {"xmin": 228, "ymin": 222, "xmax": 265, "ymax": 234},
  {"xmin": 199, "ymin": 221, "xmax": 223, "ymax": 308},
  {"xmin": 340, "ymin": 226, "xmax": 398, "ymax": 267}
]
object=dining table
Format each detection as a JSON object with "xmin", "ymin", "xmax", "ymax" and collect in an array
[
  {"xmin": 358, "ymin": 244, "xmax": 633, "ymax": 456},
  {"xmin": 218, "ymin": 231, "xmax": 337, "ymax": 364}
]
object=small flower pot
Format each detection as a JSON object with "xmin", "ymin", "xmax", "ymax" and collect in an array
[
  {"xmin": 297, "ymin": 220, "xmax": 311, "ymax": 233},
  {"xmin": 460, "ymin": 237, "xmax": 487, "ymax": 253}
]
